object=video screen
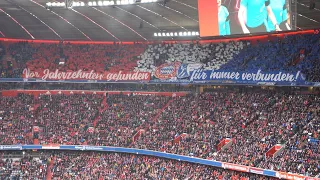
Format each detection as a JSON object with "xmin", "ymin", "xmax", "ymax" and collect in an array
[{"xmin": 198, "ymin": 0, "xmax": 293, "ymax": 37}]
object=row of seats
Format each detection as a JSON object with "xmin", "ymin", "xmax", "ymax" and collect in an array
[
  {"xmin": 0, "ymin": 82, "xmax": 194, "ymax": 92},
  {"xmin": 0, "ymin": 32, "xmax": 319, "ymax": 82},
  {"xmin": 0, "ymin": 155, "xmax": 47, "ymax": 180},
  {"xmin": 0, "ymin": 151, "xmax": 279, "ymax": 180},
  {"xmin": 0, "ymin": 90, "xmax": 319, "ymax": 177},
  {"xmin": 51, "ymin": 152, "xmax": 278, "ymax": 180}
]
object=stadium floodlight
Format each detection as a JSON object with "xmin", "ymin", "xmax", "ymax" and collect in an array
[
  {"xmin": 170, "ymin": 32, "xmax": 173, "ymax": 36},
  {"xmin": 88, "ymin": 1, "xmax": 93, "ymax": 6},
  {"xmin": 98, "ymin": 1, "xmax": 103, "ymax": 5},
  {"xmin": 187, "ymin": 32, "xmax": 191, "ymax": 36},
  {"xmin": 80, "ymin": 2, "xmax": 85, "ymax": 6},
  {"xmin": 129, "ymin": 0, "xmax": 135, "ymax": 4},
  {"xmin": 174, "ymin": 32, "xmax": 178, "ymax": 36},
  {"xmin": 46, "ymin": 2, "xmax": 52, "ymax": 6},
  {"xmin": 117, "ymin": 0, "xmax": 121, "ymax": 4},
  {"xmin": 195, "ymin": 32, "xmax": 199, "ymax": 35},
  {"xmin": 157, "ymin": 33, "xmax": 162, "ymax": 36},
  {"xmin": 92, "ymin": 1, "xmax": 97, "ymax": 5},
  {"xmin": 52, "ymin": 2, "xmax": 57, "ymax": 6},
  {"xmin": 154, "ymin": 33, "xmax": 157, "ymax": 36},
  {"xmin": 191, "ymin": 32, "xmax": 195, "ymax": 36},
  {"xmin": 183, "ymin": 32, "xmax": 187, "ymax": 36},
  {"xmin": 162, "ymin": 32, "xmax": 166, "ymax": 36},
  {"xmin": 179, "ymin": 32, "xmax": 182, "ymax": 36},
  {"xmin": 166, "ymin": 32, "xmax": 169, "ymax": 36},
  {"xmin": 103, "ymin": 1, "xmax": 109, "ymax": 5}
]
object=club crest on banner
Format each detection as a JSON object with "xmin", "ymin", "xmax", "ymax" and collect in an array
[
  {"xmin": 154, "ymin": 62, "xmax": 181, "ymax": 80},
  {"xmin": 155, "ymin": 62, "xmax": 203, "ymax": 80}
]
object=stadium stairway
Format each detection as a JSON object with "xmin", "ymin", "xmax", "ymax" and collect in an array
[
  {"xmin": 160, "ymin": 133, "xmax": 189, "ymax": 152},
  {"xmin": 93, "ymin": 95, "xmax": 108, "ymax": 128},
  {"xmin": 46, "ymin": 156, "xmax": 55, "ymax": 180},
  {"xmin": 130, "ymin": 98, "xmax": 174, "ymax": 146},
  {"xmin": 152, "ymin": 99, "xmax": 174, "ymax": 122}
]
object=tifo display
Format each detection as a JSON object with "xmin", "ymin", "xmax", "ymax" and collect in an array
[
  {"xmin": 0, "ymin": 29, "xmax": 319, "ymax": 85},
  {"xmin": 0, "ymin": 28, "xmax": 319, "ymax": 180}
]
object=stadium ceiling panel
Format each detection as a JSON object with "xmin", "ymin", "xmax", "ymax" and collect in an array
[{"xmin": 0, "ymin": 0, "xmax": 319, "ymax": 41}]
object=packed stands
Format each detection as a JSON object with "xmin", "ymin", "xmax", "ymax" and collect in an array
[
  {"xmin": 35, "ymin": 93, "xmax": 103, "ymax": 145},
  {"xmin": 93, "ymin": 94, "xmax": 170, "ymax": 147},
  {"xmin": 258, "ymin": 110, "xmax": 320, "ymax": 177},
  {"xmin": 0, "ymin": 151, "xmax": 280, "ymax": 180},
  {"xmin": 220, "ymin": 33, "xmax": 320, "ymax": 82},
  {"xmin": 0, "ymin": 93, "xmax": 34, "ymax": 145},
  {"xmin": 51, "ymin": 152, "xmax": 280, "ymax": 180},
  {"xmin": 0, "ymin": 87, "xmax": 319, "ymax": 177},
  {"xmin": 135, "ymin": 41, "xmax": 248, "ymax": 73},
  {"xmin": 0, "ymin": 31, "xmax": 319, "ymax": 82},
  {"xmin": 0, "ymin": 30, "xmax": 319, "ymax": 179},
  {"xmin": 0, "ymin": 152, "xmax": 48, "ymax": 179}
]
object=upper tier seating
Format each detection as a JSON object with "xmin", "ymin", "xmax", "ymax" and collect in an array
[{"xmin": 0, "ymin": 32, "xmax": 319, "ymax": 82}]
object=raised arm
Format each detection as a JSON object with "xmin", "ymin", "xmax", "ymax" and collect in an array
[
  {"xmin": 238, "ymin": 4, "xmax": 250, "ymax": 34},
  {"xmin": 266, "ymin": 6, "xmax": 281, "ymax": 31}
]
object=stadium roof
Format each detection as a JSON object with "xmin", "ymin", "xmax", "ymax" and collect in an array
[{"xmin": 0, "ymin": 0, "xmax": 319, "ymax": 42}]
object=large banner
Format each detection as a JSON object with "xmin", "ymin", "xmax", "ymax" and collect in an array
[
  {"xmin": 150, "ymin": 62, "xmax": 315, "ymax": 86},
  {"xmin": 22, "ymin": 68, "xmax": 151, "ymax": 82},
  {"xmin": 0, "ymin": 64, "xmax": 318, "ymax": 86},
  {"xmin": 189, "ymin": 69, "xmax": 303, "ymax": 84}
]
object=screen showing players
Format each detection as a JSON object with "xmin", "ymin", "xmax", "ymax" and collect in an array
[{"xmin": 198, "ymin": 0, "xmax": 293, "ymax": 37}]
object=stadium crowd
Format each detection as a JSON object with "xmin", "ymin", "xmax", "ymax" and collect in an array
[
  {"xmin": 93, "ymin": 94, "xmax": 170, "ymax": 147},
  {"xmin": 0, "ymin": 152, "xmax": 48, "ymax": 180},
  {"xmin": 0, "ymin": 31, "xmax": 319, "ymax": 82},
  {"xmin": 220, "ymin": 33, "xmax": 320, "ymax": 82},
  {"xmin": 0, "ymin": 30, "xmax": 319, "ymax": 178},
  {"xmin": 35, "ymin": 93, "xmax": 103, "ymax": 145},
  {"xmin": 51, "ymin": 152, "xmax": 278, "ymax": 180},
  {"xmin": 0, "ymin": 88, "xmax": 319, "ymax": 177},
  {"xmin": 0, "ymin": 151, "xmax": 281, "ymax": 180}
]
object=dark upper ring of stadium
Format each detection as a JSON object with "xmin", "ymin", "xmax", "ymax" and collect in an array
[{"xmin": 0, "ymin": 0, "xmax": 319, "ymax": 41}]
